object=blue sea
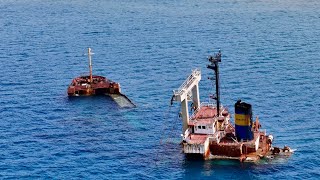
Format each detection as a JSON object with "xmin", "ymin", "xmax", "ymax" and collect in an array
[{"xmin": 1, "ymin": 0, "xmax": 319, "ymax": 179}]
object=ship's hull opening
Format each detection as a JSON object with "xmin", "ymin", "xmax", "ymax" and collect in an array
[
  {"xmin": 185, "ymin": 154, "xmax": 205, "ymax": 160},
  {"xmin": 95, "ymin": 88, "xmax": 108, "ymax": 95}
]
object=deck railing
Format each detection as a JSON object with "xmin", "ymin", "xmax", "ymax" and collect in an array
[
  {"xmin": 189, "ymin": 102, "xmax": 225, "ymax": 122},
  {"xmin": 173, "ymin": 69, "xmax": 201, "ymax": 96}
]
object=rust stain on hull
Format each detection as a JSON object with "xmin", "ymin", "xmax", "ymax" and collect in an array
[{"xmin": 67, "ymin": 75, "xmax": 121, "ymax": 96}]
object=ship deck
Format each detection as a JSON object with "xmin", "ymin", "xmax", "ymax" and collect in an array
[
  {"xmin": 191, "ymin": 106, "xmax": 217, "ymax": 120},
  {"xmin": 70, "ymin": 75, "xmax": 111, "ymax": 89},
  {"xmin": 187, "ymin": 134, "xmax": 208, "ymax": 144},
  {"xmin": 188, "ymin": 105, "xmax": 219, "ymax": 125},
  {"xmin": 68, "ymin": 75, "xmax": 121, "ymax": 96}
]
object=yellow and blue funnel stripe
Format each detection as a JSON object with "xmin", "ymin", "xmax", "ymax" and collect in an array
[
  {"xmin": 235, "ymin": 114, "xmax": 251, "ymax": 126},
  {"xmin": 234, "ymin": 100, "xmax": 253, "ymax": 141}
]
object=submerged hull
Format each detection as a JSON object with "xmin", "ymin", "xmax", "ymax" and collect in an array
[{"xmin": 66, "ymin": 48, "xmax": 135, "ymax": 108}]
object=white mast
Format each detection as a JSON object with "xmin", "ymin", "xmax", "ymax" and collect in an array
[{"xmin": 88, "ymin": 48, "xmax": 93, "ymax": 83}]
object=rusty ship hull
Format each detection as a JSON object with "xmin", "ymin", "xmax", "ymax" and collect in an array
[
  {"xmin": 67, "ymin": 48, "xmax": 135, "ymax": 108},
  {"xmin": 182, "ymin": 104, "xmax": 272, "ymax": 162},
  {"xmin": 172, "ymin": 51, "xmax": 292, "ymax": 162},
  {"xmin": 67, "ymin": 75, "xmax": 121, "ymax": 96}
]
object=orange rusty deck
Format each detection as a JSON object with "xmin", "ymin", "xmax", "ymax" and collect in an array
[{"xmin": 187, "ymin": 134, "xmax": 208, "ymax": 144}]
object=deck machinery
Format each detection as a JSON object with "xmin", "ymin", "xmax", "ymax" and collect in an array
[{"xmin": 172, "ymin": 51, "xmax": 292, "ymax": 162}]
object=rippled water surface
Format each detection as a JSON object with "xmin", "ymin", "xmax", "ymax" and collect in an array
[{"xmin": 1, "ymin": 0, "xmax": 319, "ymax": 179}]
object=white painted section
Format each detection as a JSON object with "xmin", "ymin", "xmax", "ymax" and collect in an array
[
  {"xmin": 224, "ymin": 116, "xmax": 230, "ymax": 126},
  {"xmin": 192, "ymin": 84, "xmax": 200, "ymax": 109},
  {"xmin": 183, "ymin": 128, "xmax": 191, "ymax": 142},
  {"xmin": 183, "ymin": 143, "xmax": 205, "ymax": 154},
  {"xmin": 181, "ymin": 99, "xmax": 189, "ymax": 132},
  {"xmin": 255, "ymin": 135, "xmax": 260, "ymax": 151},
  {"xmin": 200, "ymin": 102, "xmax": 216, "ymax": 107},
  {"xmin": 172, "ymin": 69, "xmax": 201, "ymax": 132},
  {"xmin": 173, "ymin": 69, "xmax": 201, "ymax": 102},
  {"xmin": 194, "ymin": 124, "xmax": 214, "ymax": 134}
]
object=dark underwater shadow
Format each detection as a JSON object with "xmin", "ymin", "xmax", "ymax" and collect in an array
[
  {"xmin": 181, "ymin": 155, "xmax": 292, "ymax": 179},
  {"xmin": 181, "ymin": 158, "xmax": 258, "ymax": 179},
  {"xmin": 65, "ymin": 95, "xmax": 119, "ymax": 109}
]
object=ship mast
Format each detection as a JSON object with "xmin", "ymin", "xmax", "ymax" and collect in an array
[
  {"xmin": 88, "ymin": 48, "xmax": 93, "ymax": 83},
  {"xmin": 207, "ymin": 50, "xmax": 222, "ymax": 116}
]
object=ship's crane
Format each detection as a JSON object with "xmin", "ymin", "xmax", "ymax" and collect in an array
[{"xmin": 172, "ymin": 69, "xmax": 201, "ymax": 132}]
